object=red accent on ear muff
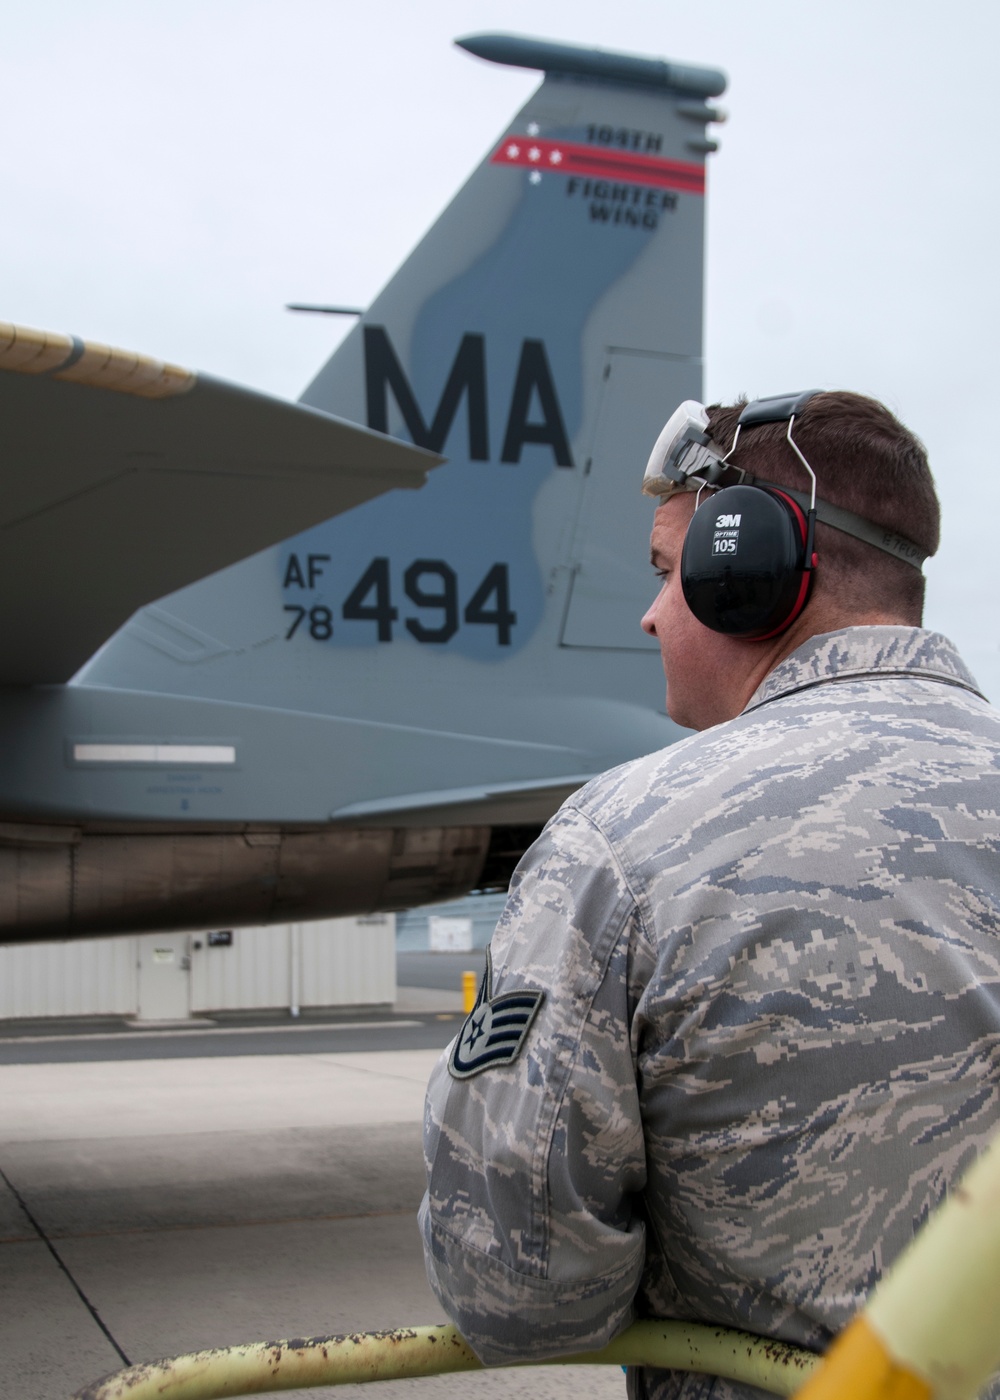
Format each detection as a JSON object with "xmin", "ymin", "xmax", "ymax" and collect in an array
[
  {"xmin": 769, "ymin": 488, "xmax": 808, "ymax": 542},
  {"xmin": 752, "ymin": 488, "xmax": 813, "ymax": 640}
]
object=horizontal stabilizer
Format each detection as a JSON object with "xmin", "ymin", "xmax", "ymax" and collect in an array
[
  {"xmin": 0, "ymin": 324, "xmax": 441, "ymax": 684},
  {"xmin": 331, "ymin": 773, "xmax": 595, "ymax": 827}
]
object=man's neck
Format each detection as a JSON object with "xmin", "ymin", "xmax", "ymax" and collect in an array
[{"xmin": 710, "ymin": 609, "xmax": 918, "ymax": 729}]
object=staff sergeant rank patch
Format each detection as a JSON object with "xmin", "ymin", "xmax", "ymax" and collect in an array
[{"xmin": 449, "ymin": 949, "xmax": 544, "ymax": 1080}]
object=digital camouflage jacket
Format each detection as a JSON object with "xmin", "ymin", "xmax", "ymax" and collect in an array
[{"xmin": 420, "ymin": 627, "xmax": 1000, "ymax": 1399}]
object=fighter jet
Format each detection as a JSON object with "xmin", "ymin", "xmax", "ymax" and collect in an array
[{"xmin": 0, "ymin": 33, "xmax": 726, "ymax": 942}]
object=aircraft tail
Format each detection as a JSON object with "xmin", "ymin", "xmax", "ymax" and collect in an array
[
  {"xmin": 76, "ymin": 34, "xmax": 726, "ymax": 826},
  {"xmin": 298, "ymin": 32, "xmax": 724, "ymax": 658}
]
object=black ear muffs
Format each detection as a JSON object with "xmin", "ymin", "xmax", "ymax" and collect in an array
[{"xmin": 680, "ymin": 484, "xmax": 814, "ymax": 638}]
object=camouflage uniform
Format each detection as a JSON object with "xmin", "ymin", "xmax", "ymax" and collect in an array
[{"xmin": 420, "ymin": 626, "xmax": 1000, "ymax": 1398}]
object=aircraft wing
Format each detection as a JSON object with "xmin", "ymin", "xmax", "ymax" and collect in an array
[{"xmin": 0, "ymin": 321, "xmax": 442, "ymax": 685}]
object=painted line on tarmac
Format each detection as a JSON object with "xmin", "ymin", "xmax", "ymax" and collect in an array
[
  {"xmin": 26, "ymin": 1205, "xmax": 417, "ymax": 1244},
  {"xmin": 0, "ymin": 1019, "xmax": 424, "ymax": 1047}
]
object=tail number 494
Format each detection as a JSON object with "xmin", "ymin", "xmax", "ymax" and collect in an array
[{"xmin": 283, "ymin": 558, "xmax": 516, "ymax": 646}]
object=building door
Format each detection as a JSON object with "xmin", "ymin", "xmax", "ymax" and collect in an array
[{"xmin": 136, "ymin": 933, "xmax": 192, "ymax": 1021}]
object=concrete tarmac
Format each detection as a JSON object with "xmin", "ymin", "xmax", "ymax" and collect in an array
[{"xmin": 0, "ymin": 1001, "xmax": 624, "ymax": 1400}]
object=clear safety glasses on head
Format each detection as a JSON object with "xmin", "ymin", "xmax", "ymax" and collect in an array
[
  {"xmin": 641, "ymin": 400, "xmax": 726, "ymax": 500},
  {"xmin": 641, "ymin": 392, "xmax": 821, "ymax": 510}
]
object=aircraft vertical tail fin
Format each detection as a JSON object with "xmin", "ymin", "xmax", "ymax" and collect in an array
[{"xmin": 295, "ymin": 33, "xmax": 725, "ymax": 660}]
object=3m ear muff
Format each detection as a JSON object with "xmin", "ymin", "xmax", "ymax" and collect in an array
[
  {"xmin": 680, "ymin": 483, "xmax": 815, "ymax": 639},
  {"xmin": 676, "ymin": 390, "xmax": 820, "ymax": 640}
]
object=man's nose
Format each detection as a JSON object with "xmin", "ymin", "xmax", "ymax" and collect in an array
[{"xmin": 641, "ymin": 603, "xmax": 657, "ymax": 637}]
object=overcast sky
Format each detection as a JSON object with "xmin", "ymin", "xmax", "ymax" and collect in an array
[{"xmin": 4, "ymin": 0, "xmax": 999, "ymax": 695}]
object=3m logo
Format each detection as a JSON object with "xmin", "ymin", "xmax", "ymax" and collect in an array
[{"xmin": 716, "ymin": 513, "xmax": 742, "ymax": 528}]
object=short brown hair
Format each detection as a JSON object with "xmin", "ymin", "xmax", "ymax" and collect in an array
[{"xmin": 704, "ymin": 392, "xmax": 940, "ymax": 622}]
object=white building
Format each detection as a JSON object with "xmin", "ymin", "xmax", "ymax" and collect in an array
[{"xmin": 0, "ymin": 915, "xmax": 395, "ymax": 1022}]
